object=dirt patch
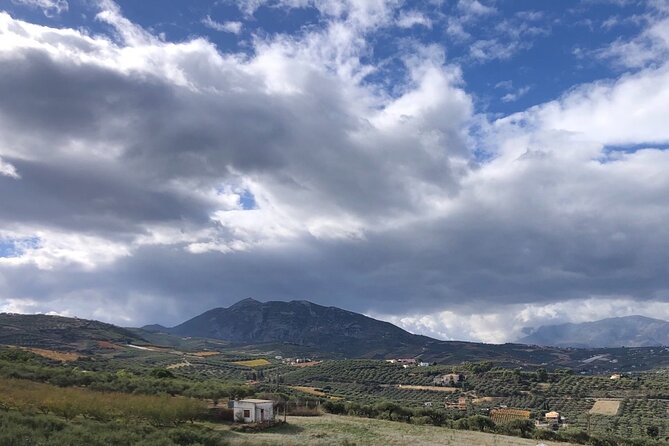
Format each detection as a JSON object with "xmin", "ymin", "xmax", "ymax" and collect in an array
[
  {"xmin": 472, "ymin": 396, "xmax": 497, "ymax": 404},
  {"xmin": 289, "ymin": 386, "xmax": 342, "ymax": 400},
  {"xmin": 26, "ymin": 348, "xmax": 80, "ymax": 362},
  {"xmin": 166, "ymin": 361, "xmax": 191, "ymax": 369},
  {"xmin": 292, "ymin": 361, "xmax": 322, "ymax": 367},
  {"xmin": 590, "ymin": 400, "xmax": 621, "ymax": 415},
  {"xmin": 395, "ymin": 385, "xmax": 458, "ymax": 392},
  {"xmin": 191, "ymin": 351, "xmax": 220, "ymax": 357}
]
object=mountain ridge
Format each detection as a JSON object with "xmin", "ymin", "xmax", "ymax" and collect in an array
[
  {"xmin": 518, "ymin": 315, "xmax": 669, "ymax": 348},
  {"xmin": 152, "ymin": 298, "xmax": 430, "ymax": 357}
]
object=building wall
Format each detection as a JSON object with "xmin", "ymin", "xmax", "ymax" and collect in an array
[{"xmin": 233, "ymin": 402, "xmax": 274, "ymax": 423}]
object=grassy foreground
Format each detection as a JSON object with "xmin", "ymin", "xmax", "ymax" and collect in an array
[{"xmin": 222, "ymin": 414, "xmax": 578, "ymax": 446}]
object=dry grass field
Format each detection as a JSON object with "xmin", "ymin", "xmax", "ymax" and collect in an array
[
  {"xmin": 26, "ymin": 348, "xmax": 80, "ymax": 362},
  {"xmin": 221, "ymin": 414, "xmax": 578, "ymax": 446},
  {"xmin": 191, "ymin": 351, "xmax": 221, "ymax": 357},
  {"xmin": 233, "ymin": 358, "xmax": 271, "ymax": 367},
  {"xmin": 589, "ymin": 400, "xmax": 621, "ymax": 415},
  {"xmin": 395, "ymin": 384, "xmax": 458, "ymax": 392}
]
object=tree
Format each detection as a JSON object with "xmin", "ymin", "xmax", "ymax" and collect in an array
[
  {"xmin": 149, "ymin": 368, "xmax": 175, "ymax": 379},
  {"xmin": 646, "ymin": 425, "xmax": 659, "ymax": 438}
]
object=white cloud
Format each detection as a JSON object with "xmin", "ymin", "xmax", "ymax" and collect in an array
[
  {"xmin": 498, "ymin": 63, "xmax": 669, "ymax": 147},
  {"xmin": 373, "ymin": 297, "xmax": 669, "ymax": 343},
  {"xmin": 202, "ymin": 16, "xmax": 243, "ymax": 34},
  {"xmin": 601, "ymin": 15, "xmax": 669, "ymax": 67},
  {"xmin": 11, "ymin": 0, "xmax": 68, "ymax": 17},
  {"xmin": 457, "ymin": 0, "xmax": 496, "ymax": 18},
  {"xmin": 0, "ymin": 157, "xmax": 20, "ymax": 178},
  {"xmin": 396, "ymin": 10, "xmax": 432, "ymax": 29},
  {"xmin": 501, "ymin": 85, "xmax": 530, "ymax": 102}
]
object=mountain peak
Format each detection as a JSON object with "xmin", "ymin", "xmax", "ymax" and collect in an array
[
  {"xmin": 229, "ymin": 298, "xmax": 261, "ymax": 308},
  {"xmin": 166, "ymin": 298, "xmax": 421, "ymax": 356}
]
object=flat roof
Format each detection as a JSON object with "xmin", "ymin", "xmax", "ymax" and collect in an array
[{"xmin": 238, "ymin": 399, "xmax": 274, "ymax": 404}]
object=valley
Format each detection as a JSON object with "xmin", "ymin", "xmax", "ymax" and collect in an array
[{"xmin": 3, "ymin": 304, "xmax": 669, "ymax": 445}]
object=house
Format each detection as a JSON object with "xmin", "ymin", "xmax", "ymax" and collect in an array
[
  {"xmin": 433, "ymin": 373, "xmax": 464, "ymax": 386},
  {"xmin": 545, "ymin": 411, "xmax": 560, "ymax": 423},
  {"xmin": 232, "ymin": 399, "xmax": 274, "ymax": 423},
  {"xmin": 445, "ymin": 396, "xmax": 469, "ymax": 410},
  {"xmin": 397, "ymin": 358, "xmax": 417, "ymax": 364},
  {"xmin": 418, "ymin": 362, "xmax": 430, "ymax": 367},
  {"xmin": 610, "ymin": 373, "xmax": 622, "ymax": 380}
]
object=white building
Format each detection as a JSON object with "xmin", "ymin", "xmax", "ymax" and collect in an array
[{"xmin": 233, "ymin": 399, "xmax": 274, "ymax": 423}]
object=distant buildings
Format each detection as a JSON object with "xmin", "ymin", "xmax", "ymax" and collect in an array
[
  {"xmin": 445, "ymin": 396, "xmax": 469, "ymax": 410},
  {"xmin": 433, "ymin": 373, "xmax": 464, "ymax": 386}
]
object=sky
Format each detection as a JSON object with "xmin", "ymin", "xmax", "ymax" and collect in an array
[{"xmin": 1, "ymin": 0, "xmax": 669, "ymax": 343}]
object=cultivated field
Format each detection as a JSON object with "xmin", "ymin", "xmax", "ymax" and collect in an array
[
  {"xmin": 222, "ymin": 414, "xmax": 578, "ymax": 446},
  {"xmin": 589, "ymin": 400, "xmax": 621, "ymax": 415},
  {"xmin": 233, "ymin": 358, "xmax": 271, "ymax": 367}
]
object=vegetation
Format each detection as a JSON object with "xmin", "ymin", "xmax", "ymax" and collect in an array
[
  {"xmin": 0, "ymin": 377, "xmax": 206, "ymax": 425},
  {"xmin": 0, "ymin": 410, "xmax": 228, "ymax": 446},
  {"xmin": 0, "ymin": 348, "xmax": 255, "ymax": 401}
]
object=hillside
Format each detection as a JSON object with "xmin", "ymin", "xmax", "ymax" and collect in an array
[
  {"xmin": 224, "ymin": 414, "xmax": 580, "ymax": 446},
  {"xmin": 152, "ymin": 298, "xmax": 429, "ymax": 357},
  {"xmin": 518, "ymin": 315, "xmax": 669, "ymax": 348},
  {"xmin": 0, "ymin": 313, "xmax": 147, "ymax": 352},
  {"xmin": 149, "ymin": 298, "xmax": 586, "ymax": 367}
]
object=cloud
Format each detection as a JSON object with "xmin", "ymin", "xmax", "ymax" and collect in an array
[
  {"xmin": 600, "ymin": 15, "xmax": 669, "ymax": 68},
  {"xmin": 1, "ymin": 2, "xmax": 669, "ymax": 343},
  {"xmin": 501, "ymin": 85, "xmax": 530, "ymax": 102},
  {"xmin": 202, "ymin": 16, "xmax": 243, "ymax": 34},
  {"xmin": 0, "ymin": 157, "xmax": 20, "ymax": 178},
  {"xmin": 500, "ymin": 64, "xmax": 669, "ymax": 146},
  {"xmin": 11, "ymin": 0, "xmax": 68, "ymax": 17},
  {"xmin": 373, "ymin": 297, "xmax": 669, "ymax": 343},
  {"xmin": 396, "ymin": 10, "xmax": 432, "ymax": 29},
  {"xmin": 457, "ymin": 0, "xmax": 496, "ymax": 18}
]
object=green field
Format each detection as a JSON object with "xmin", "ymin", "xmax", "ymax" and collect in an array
[{"xmin": 222, "ymin": 414, "xmax": 578, "ymax": 446}]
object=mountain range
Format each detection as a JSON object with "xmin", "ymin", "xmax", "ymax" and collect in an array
[
  {"xmin": 518, "ymin": 315, "xmax": 669, "ymax": 348},
  {"xmin": 3, "ymin": 299, "xmax": 669, "ymax": 370}
]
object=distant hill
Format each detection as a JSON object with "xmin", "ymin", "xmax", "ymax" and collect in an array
[
  {"xmin": 155, "ymin": 298, "xmax": 429, "ymax": 357},
  {"xmin": 152, "ymin": 298, "xmax": 577, "ymax": 365},
  {"xmin": 518, "ymin": 315, "xmax": 669, "ymax": 348},
  {"xmin": 0, "ymin": 313, "xmax": 147, "ymax": 352}
]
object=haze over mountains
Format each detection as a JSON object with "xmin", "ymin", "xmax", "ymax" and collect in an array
[{"xmin": 519, "ymin": 315, "xmax": 669, "ymax": 348}]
